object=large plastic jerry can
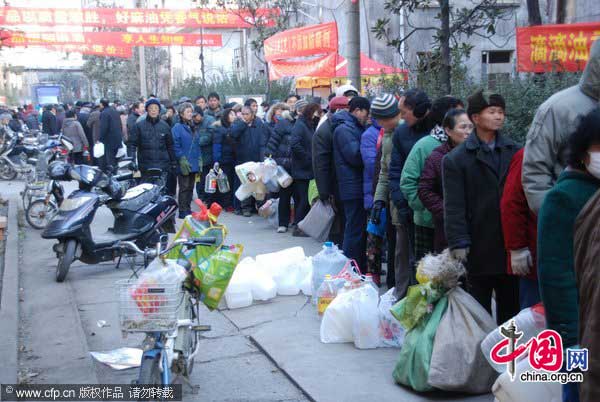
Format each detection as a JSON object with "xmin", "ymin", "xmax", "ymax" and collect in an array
[
  {"xmin": 492, "ymin": 357, "xmax": 561, "ymax": 402},
  {"xmin": 311, "ymin": 242, "xmax": 348, "ymax": 299}
]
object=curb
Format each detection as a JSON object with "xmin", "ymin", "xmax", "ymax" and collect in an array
[{"xmin": 0, "ymin": 196, "xmax": 20, "ymax": 384}]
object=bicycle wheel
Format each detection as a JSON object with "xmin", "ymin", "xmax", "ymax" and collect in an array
[
  {"xmin": 26, "ymin": 199, "xmax": 58, "ymax": 230},
  {"xmin": 0, "ymin": 160, "xmax": 17, "ymax": 180}
]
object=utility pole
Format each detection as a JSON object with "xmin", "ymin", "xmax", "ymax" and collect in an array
[
  {"xmin": 346, "ymin": 0, "xmax": 361, "ymax": 92},
  {"xmin": 137, "ymin": 0, "xmax": 147, "ymax": 98}
]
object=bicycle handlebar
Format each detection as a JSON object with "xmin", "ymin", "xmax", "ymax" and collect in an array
[{"xmin": 117, "ymin": 236, "xmax": 218, "ymax": 260}]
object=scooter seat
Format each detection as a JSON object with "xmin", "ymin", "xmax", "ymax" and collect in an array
[
  {"xmin": 93, "ymin": 230, "xmax": 145, "ymax": 248},
  {"xmin": 111, "ymin": 183, "xmax": 160, "ymax": 212}
]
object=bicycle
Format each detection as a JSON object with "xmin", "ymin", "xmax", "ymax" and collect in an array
[
  {"xmin": 25, "ymin": 178, "xmax": 64, "ymax": 230},
  {"xmin": 116, "ymin": 236, "xmax": 217, "ymax": 390}
]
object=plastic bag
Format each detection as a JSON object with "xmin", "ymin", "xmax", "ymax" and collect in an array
[
  {"xmin": 393, "ymin": 295, "xmax": 448, "ymax": 392},
  {"xmin": 298, "ymin": 200, "xmax": 335, "ymax": 243},
  {"xmin": 417, "ymin": 250, "xmax": 466, "ymax": 289},
  {"xmin": 320, "ymin": 288, "xmax": 358, "ymax": 343},
  {"xmin": 192, "ymin": 244, "xmax": 243, "ymax": 310},
  {"xmin": 130, "ymin": 259, "xmax": 187, "ymax": 315},
  {"xmin": 352, "ymin": 286, "xmax": 380, "ymax": 349},
  {"xmin": 116, "ymin": 141, "xmax": 127, "ymax": 158},
  {"xmin": 93, "ymin": 142, "xmax": 105, "ymax": 158},
  {"xmin": 428, "ymin": 287, "xmax": 498, "ymax": 393},
  {"xmin": 378, "ymin": 288, "xmax": 404, "ymax": 348},
  {"xmin": 390, "ymin": 282, "xmax": 445, "ymax": 331}
]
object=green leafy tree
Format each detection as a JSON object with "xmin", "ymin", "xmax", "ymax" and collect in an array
[
  {"xmin": 372, "ymin": 0, "xmax": 515, "ymax": 93},
  {"xmin": 82, "ymin": 55, "xmax": 139, "ymax": 100}
]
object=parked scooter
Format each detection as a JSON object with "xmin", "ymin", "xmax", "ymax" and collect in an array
[{"xmin": 42, "ymin": 162, "xmax": 178, "ymax": 282}]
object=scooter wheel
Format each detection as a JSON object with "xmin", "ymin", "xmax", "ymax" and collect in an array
[
  {"xmin": 0, "ymin": 160, "xmax": 17, "ymax": 180},
  {"xmin": 56, "ymin": 240, "xmax": 76, "ymax": 282}
]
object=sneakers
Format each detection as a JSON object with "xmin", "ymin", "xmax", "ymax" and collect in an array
[
  {"xmin": 234, "ymin": 209, "xmax": 243, "ymax": 216},
  {"xmin": 277, "ymin": 226, "xmax": 288, "ymax": 233},
  {"xmin": 292, "ymin": 227, "xmax": 309, "ymax": 237},
  {"xmin": 243, "ymin": 210, "xmax": 252, "ymax": 217}
]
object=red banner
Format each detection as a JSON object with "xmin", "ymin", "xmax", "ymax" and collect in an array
[
  {"xmin": 264, "ymin": 22, "xmax": 338, "ymax": 62},
  {"xmin": 269, "ymin": 52, "xmax": 337, "ymax": 80},
  {"xmin": 517, "ymin": 22, "xmax": 600, "ymax": 72},
  {"xmin": 3, "ymin": 31, "xmax": 223, "ymax": 47},
  {"xmin": 0, "ymin": 7, "xmax": 278, "ymax": 29}
]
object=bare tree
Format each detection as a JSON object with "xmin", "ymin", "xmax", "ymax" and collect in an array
[{"xmin": 372, "ymin": 0, "xmax": 516, "ymax": 94}]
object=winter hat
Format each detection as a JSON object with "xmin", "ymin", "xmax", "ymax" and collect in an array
[
  {"xmin": 467, "ymin": 89, "xmax": 505, "ymax": 119},
  {"xmin": 145, "ymin": 98, "xmax": 161, "ymax": 111},
  {"xmin": 371, "ymin": 93, "xmax": 400, "ymax": 119},
  {"xmin": 336, "ymin": 84, "xmax": 359, "ymax": 97},
  {"xmin": 294, "ymin": 99, "xmax": 308, "ymax": 113},
  {"xmin": 328, "ymin": 96, "xmax": 349, "ymax": 112}
]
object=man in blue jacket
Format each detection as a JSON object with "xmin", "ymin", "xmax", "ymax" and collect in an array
[
  {"xmin": 388, "ymin": 89, "xmax": 435, "ymax": 298},
  {"xmin": 332, "ymin": 96, "xmax": 371, "ymax": 270}
]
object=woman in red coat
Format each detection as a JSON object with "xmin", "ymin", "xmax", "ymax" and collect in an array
[{"xmin": 500, "ymin": 148, "xmax": 540, "ymax": 309}]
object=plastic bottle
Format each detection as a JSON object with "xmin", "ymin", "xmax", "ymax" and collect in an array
[
  {"xmin": 311, "ymin": 242, "xmax": 349, "ymax": 303},
  {"xmin": 316, "ymin": 275, "xmax": 337, "ymax": 316},
  {"xmin": 205, "ymin": 163, "xmax": 218, "ymax": 194},
  {"xmin": 364, "ymin": 273, "xmax": 378, "ymax": 292},
  {"xmin": 216, "ymin": 165, "xmax": 230, "ymax": 193},
  {"xmin": 275, "ymin": 165, "xmax": 293, "ymax": 188}
]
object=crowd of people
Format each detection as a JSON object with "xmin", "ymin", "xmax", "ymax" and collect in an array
[{"xmin": 1, "ymin": 40, "xmax": 599, "ymax": 401}]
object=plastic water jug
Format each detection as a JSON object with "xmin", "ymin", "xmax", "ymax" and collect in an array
[
  {"xmin": 481, "ymin": 303, "xmax": 546, "ymax": 373},
  {"xmin": 311, "ymin": 242, "xmax": 349, "ymax": 302},
  {"xmin": 204, "ymin": 164, "xmax": 218, "ymax": 194},
  {"xmin": 216, "ymin": 166, "xmax": 230, "ymax": 193},
  {"xmin": 224, "ymin": 281, "xmax": 253, "ymax": 309},
  {"xmin": 275, "ymin": 165, "xmax": 293, "ymax": 188},
  {"xmin": 492, "ymin": 357, "xmax": 561, "ymax": 402}
]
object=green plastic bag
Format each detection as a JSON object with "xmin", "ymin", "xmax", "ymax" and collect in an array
[
  {"xmin": 392, "ymin": 295, "xmax": 448, "ymax": 392},
  {"xmin": 191, "ymin": 244, "xmax": 243, "ymax": 310},
  {"xmin": 308, "ymin": 179, "xmax": 319, "ymax": 205},
  {"xmin": 390, "ymin": 282, "xmax": 445, "ymax": 331}
]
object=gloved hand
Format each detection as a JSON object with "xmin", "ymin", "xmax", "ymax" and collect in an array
[
  {"xmin": 179, "ymin": 157, "xmax": 191, "ymax": 176},
  {"xmin": 450, "ymin": 247, "xmax": 470, "ymax": 262},
  {"xmin": 370, "ymin": 200, "xmax": 385, "ymax": 224},
  {"xmin": 510, "ymin": 248, "xmax": 532, "ymax": 276}
]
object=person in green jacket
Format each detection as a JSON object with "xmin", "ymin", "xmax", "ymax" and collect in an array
[
  {"xmin": 400, "ymin": 96, "xmax": 463, "ymax": 261},
  {"xmin": 538, "ymin": 107, "xmax": 600, "ymax": 402}
]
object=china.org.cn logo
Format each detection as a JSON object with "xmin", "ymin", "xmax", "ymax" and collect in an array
[{"xmin": 489, "ymin": 320, "xmax": 587, "ymax": 384}]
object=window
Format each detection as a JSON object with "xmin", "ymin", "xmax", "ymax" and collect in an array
[{"xmin": 482, "ymin": 50, "xmax": 512, "ymax": 64}]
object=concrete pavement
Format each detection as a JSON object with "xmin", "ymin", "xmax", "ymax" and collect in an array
[{"xmin": 3, "ymin": 177, "xmax": 495, "ymax": 401}]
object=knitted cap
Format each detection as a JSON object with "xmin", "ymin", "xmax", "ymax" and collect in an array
[
  {"xmin": 145, "ymin": 98, "xmax": 161, "ymax": 110},
  {"xmin": 328, "ymin": 96, "xmax": 349, "ymax": 111},
  {"xmin": 371, "ymin": 93, "xmax": 400, "ymax": 119},
  {"xmin": 294, "ymin": 99, "xmax": 308, "ymax": 112},
  {"xmin": 467, "ymin": 89, "xmax": 505, "ymax": 118}
]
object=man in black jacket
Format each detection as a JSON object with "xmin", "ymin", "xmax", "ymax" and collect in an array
[
  {"xmin": 42, "ymin": 104, "xmax": 59, "ymax": 135},
  {"xmin": 128, "ymin": 98, "xmax": 177, "ymax": 196},
  {"xmin": 443, "ymin": 89, "xmax": 520, "ymax": 324},
  {"xmin": 98, "ymin": 99, "xmax": 123, "ymax": 172},
  {"xmin": 312, "ymin": 95, "xmax": 349, "ymax": 244},
  {"xmin": 127, "ymin": 101, "xmax": 144, "ymax": 145}
]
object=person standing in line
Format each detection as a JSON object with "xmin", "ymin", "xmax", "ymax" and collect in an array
[
  {"xmin": 42, "ymin": 104, "xmax": 59, "ymax": 135},
  {"xmin": 266, "ymin": 103, "xmax": 294, "ymax": 232},
  {"xmin": 206, "ymin": 92, "xmax": 223, "ymax": 120},
  {"xmin": 127, "ymin": 101, "xmax": 144, "ymax": 148},
  {"xmin": 194, "ymin": 95, "xmax": 207, "ymax": 112},
  {"xmin": 290, "ymin": 102, "xmax": 321, "ymax": 237},
  {"xmin": 98, "ymin": 98, "xmax": 123, "ymax": 173},
  {"xmin": 87, "ymin": 104, "xmax": 102, "ymax": 166},
  {"xmin": 172, "ymin": 102, "xmax": 201, "ymax": 218},
  {"xmin": 418, "ymin": 109, "xmax": 472, "ymax": 252},
  {"xmin": 192, "ymin": 106, "xmax": 216, "ymax": 205},
  {"xmin": 443, "ymin": 89, "xmax": 519, "ymax": 324},
  {"xmin": 332, "ymin": 96, "xmax": 371, "ymax": 270},
  {"xmin": 62, "ymin": 110, "xmax": 89, "ymax": 165},
  {"xmin": 212, "ymin": 108, "xmax": 237, "ymax": 211}
]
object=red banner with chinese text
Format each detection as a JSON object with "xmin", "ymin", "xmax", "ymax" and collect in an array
[
  {"xmin": 3, "ymin": 31, "xmax": 223, "ymax": 48},
  {"xmin": 45, "ymin": 44, "xmax": 133, "ymax": 58},
  {"xmin": 516, "ymin": 22, "xmax": 600, "ymax": 72},
  {"xmin": 269, "ymin": 52, "xmax": 337, "ymax": 80},
  {"xmin": 0, "ymin": 7, "xmax": 278, "ymax": 29},
  {"xmin": 264, "ymin": 22, "xmax": 338, "ymax": 62}
]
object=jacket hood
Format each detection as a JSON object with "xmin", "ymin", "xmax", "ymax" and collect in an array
[
  {"xmin": 266, "ymin": 102, "xmax": 290, "ymax": 123},
  {"xmin": 580, "ymin": 39, "xmax": 600, "ymax": 100},
  {"xmin": 62, "ymin": 117, "xmax": 76, "ymax": 127},
  {"xmin": 331, "ymin": 110, "xmax": 361, "ymax": 130}
]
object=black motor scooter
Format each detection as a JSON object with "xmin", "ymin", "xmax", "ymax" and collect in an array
[{"xmin": 42, "ymin": 162, "xmax": 178, "ymax": 282}]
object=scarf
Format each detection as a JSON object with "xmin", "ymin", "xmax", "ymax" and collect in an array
[{"xmin": 429, "ymin": 125, "xmax": 447, "ymax": 142}]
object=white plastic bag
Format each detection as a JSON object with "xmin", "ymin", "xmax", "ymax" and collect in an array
[
  {"xmin": 137, "ymin": 258, "xmax": 187, "ymax": 285},
  {"xmin": 116, "ymin": 141, "xmax": 127, "ymax": 158},
  {"xmin": 93, "ymin": 142, "xmax": 105, "ymax": 158},
  {"xmin": 320, "ymin": 288, "xmax": 358, "ymax": 343},
  {"xmin": 428, "ymin": 287, "xmax": 498, "ymax": 393},
  {"xmin": 378, "ymin": 287, "xmax": 404, "ymax": 348},
  {"xmin": 352, "ymin": 286, "xmax": 380, "ymax": 349},
  {"xmin": 298, "ymin": 200, "xmax": 335, "ymax": 242}
]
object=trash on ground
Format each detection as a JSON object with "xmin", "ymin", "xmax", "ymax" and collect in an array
[{"xmin": 90, "ymin": 347, "xmax": 143, "ymax": 370}]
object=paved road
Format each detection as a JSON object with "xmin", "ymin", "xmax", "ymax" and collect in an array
[{"xmin": 5, "ymin": 178, "xmax": 495, "ymax": 401}]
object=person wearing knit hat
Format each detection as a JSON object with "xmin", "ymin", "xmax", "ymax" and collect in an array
[
  {"xmin": 442, "ymin": 88, "xmax": 520, "ymax": 324},
  {"xmin": 328, "ymin": 96, "xmax": 350, "ymax": 113},
  {"xmin": 370, "ymin": 93, "xmax": 400, "ymax": 119},
  {"xmin": 293, "ymin": 99, "xmax": 308, "ymax": 115}
]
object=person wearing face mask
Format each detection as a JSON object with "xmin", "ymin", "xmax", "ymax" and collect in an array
[
  {"xmin": 443, "ymin": 89, "xmax": 520, "ymax": 325},
  {"xmin": 128, "ymin": 98, "xmax": 177, "ymax": 195},
  {"xmin": 539, "ymin": 108, "xmax": 600, "ymax": 402},
  {"xmin": 289, "ymin": 102, "xmax": 321, "ymax": 237},
  {"xmin": 418, "ymin": 109, "xmax": 472, "ymax": 253},
  {"xmin": 400, "ymin": 96, "xmax": 464, "ymax": 261},
  {"xmin": 332, "ymin": 96, "xmax": 371, "ymax": 270},
  {"xmin": 172, "ymin": 102, "xmax": 200, "ymax": 218},
  {"xmin": 500, "ymin": 146, "xmax": 541, "ymax": 310}
]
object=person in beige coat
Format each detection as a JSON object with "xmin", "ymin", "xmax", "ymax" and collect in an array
[{"xmin": 62, "ymin": 110, "xmax": 89, "ymax": 164}]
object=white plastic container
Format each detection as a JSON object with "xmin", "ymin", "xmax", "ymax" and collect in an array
[
  {"xmin": 311, "ymin": 242, "xmax": 349, "ymax": 301},
  {"xmin": 481, "ymin": 303, "xmax": 546, "ymax": 372},
  {"xmin": 256, "ymin": 247, "xmax": 306, "ymax": 280},
  {"xmin": 235, "ymin": 183, "xmax": 254, "ymax": 201},
  {"xmin": 225, "ymin": 282, "xmax": 253, "ymax": 309},
  {"xmin": 252, "ymin": 270, "xmax": 277, "ymax": 301},
  {"xmin": 492, "ymin": 357, "xmax": 561, "ymax": 402}
]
